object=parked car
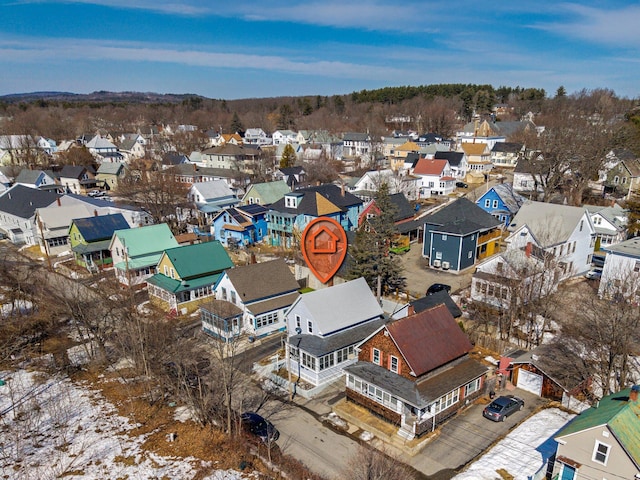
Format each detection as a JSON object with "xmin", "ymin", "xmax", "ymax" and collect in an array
[
  {"xmin": 584, "ymin": 267, "xmax": 603, "ymax": 280},
  {"xmin": 455, "ymin": 181, "xmax": 468, "ymax": 188},
  {"xmin": 426, "ymin": 283, "xmax": 451, "ymax": 296},
  {"xmin": 482, "ymin": 395, "xmax": 525, "ymax": 422},
  {"xmin": 240, "ymin": 412, "xmax": 279, "ymax": 442}
]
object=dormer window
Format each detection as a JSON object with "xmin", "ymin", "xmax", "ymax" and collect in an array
[{"xmin": 285, "ymin": 193, "xmax": 302, "ymax": 209}]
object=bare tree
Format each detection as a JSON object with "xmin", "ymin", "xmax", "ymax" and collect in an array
[
  {"xmin": 560, "ymin": 290, "xmax": 640, "ymax": 396},
  {"xmin": 339, "ymin": 445, "xmax": 416, "ymax": 480}
]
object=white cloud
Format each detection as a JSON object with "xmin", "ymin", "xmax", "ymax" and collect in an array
[
  {"xmin": 533, "ymin": 3, "xmax": 640, "ymax": 47},
  {"xmin": 0, "ymin": 36, "xmax": 406, "ymax": 80}
]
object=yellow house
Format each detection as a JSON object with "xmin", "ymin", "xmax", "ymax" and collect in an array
[{"xmin": 147, "ymin": 241, "xmax": 234, "ymax": 315}]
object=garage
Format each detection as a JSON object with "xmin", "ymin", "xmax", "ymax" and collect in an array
[{"xmin": 516, "ymin": 368, "xmax": 543, "ymax": 396}]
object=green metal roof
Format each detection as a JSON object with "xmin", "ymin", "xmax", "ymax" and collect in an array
[
  {"xmin": 163, "ymin": 240, "xmax": 233, "ymax": 279},
  {"xmin": 113, "ymin": 253, "xmax": 163, "ymax": 271},
  {"xmin": 556, "ymin": 387, "xmax": 640, "ymax": 465},
  {"xmin": 146, "ymin": 272, "xmax": 223, "ymax": 293},
  {"xmin": 113, "ymin": 223, "xmax": 178, "ymax": 257}
]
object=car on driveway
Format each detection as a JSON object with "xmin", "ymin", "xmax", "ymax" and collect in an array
[
  {"xmin": 584, "ymin": 267, "xmax": 603, "ymax": 280},
  {"xmin": 240, "ymin": 411, "xmax": 279, "ymax": 442},
  {"xmin": 483, "ymin": 395, "xmax": 525, "ymax": 422},
  {"xmin": 426, "ymin": 283, "xmax": 451, "ymax": 296},
  {"xmin": 455, "ymin": 181, "xmax": 468, "ymax": 188}
]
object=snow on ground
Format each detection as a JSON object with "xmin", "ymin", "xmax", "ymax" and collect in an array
[
  {"xmin": 453, "ymin": 408, "xmax": 575, "ymax": 480},
  {"xmin": 0, "ymin": 369, "xmax": 251, "ymax": 480}
]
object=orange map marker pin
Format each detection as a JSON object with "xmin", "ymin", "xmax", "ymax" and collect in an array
[{"xmin": 301, "ymin": 217, "xmax": 348, "ymax": 284}]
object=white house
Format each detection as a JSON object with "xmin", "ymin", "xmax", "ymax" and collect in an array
[
  {"xmin": 284, "ymin": 277, "xmax": 386, "ymax": 390},
  {"xmin": 351, "ymin": 169, "xmax": 419, "ymax": 201},
  {"xmin": 598, "ymin": 237, "xmax": 640, "ymax": 302},
  {"xmin": 342, "ymin": 132, "xmax": 372, "ymax": 160},
  {"xmin": 584, "ymin": 203, "xmax": 628, "ymax": 248},
  {"xmin": 243, "ymin": 128, "xmax": 271, "ymax": 146},
  {"xmin": 0, "ymin": 185, "xmax": 62, "ymax": 245},
  {"xmin": 203, "ymin": 259, "xmax": 300, "ymax": 340},
  {"xmin": 272, "ymin": 130, "xmax": 298, "ymax": 145},
  {"xmin": 506, "ymin": 201, "xmax": 596, "ymax": 280},
  {"xmin": 188, "ymin": 180, "xmax": 239, "ymax": 218},
  {"xmin": 411, "ymin": 158, "xmax": 455, "ymax": 198}
]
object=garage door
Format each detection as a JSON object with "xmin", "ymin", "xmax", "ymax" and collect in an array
[{"xmin": 517, "ymin": 369, "xmax": 543, "ymax": 396}]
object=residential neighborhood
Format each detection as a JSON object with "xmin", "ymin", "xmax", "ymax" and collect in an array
[{"xmin": 1, "ymin": 88, "xmax": 639, "ymax": 480}]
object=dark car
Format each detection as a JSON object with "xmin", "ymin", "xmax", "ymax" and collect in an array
[
  {"xmin": 482, "ymin": 395, "xmax": 525, "ymax": 422},
  {"xmin": 456, "ymin": 181, "xmax": 468, "ymax": 188},
  {"xmin": 426, "ymin": 283, "xmax": 451, "ymax": 296},
  {"xmin": 240, "ymin": 412, "xmax": 280, "ymax": 443}
]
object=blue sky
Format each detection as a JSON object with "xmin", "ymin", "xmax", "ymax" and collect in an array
[{"xmin": 1, "ymin": 1, "xmax": 639, "ymax": 99}]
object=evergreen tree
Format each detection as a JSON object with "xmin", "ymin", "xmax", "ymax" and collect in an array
[
  {"xmin": 279, "ymin": 143, "xmax": 297, "ymax": 168},
  {"xmin": 230, "ymin": 112, "xmax": 243, "ymax": 133},
  {"xmin": 346, "ymin": 183, "xmax": 406, "ymax": 296}
]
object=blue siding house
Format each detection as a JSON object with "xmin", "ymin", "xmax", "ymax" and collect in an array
[
  {"xmin": 211, "ymin": 204, "xmax": 269, "ymax": 248},
  {"xmin": 422, "ymin": 198, "xmax": 502, "ymax": 272},
  {"xmin": 476, "ymin": 183, "xmax": 526, "ymax": 227},
  {"xmin": 267, "ymin": 184, "xmax": 363, "ymax": 248}
]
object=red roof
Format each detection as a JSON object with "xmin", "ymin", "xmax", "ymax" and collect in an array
[
  {"xmin": 413, "ymin": 159, "xmax": 447, "ymax": 175},
  {"xmin": 386, "ymin": 304, "xmax": 472, "ymax": 377}
]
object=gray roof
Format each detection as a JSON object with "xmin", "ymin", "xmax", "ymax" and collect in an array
[
  {"xmin": 345, "ymin": 356, "xmax": 487, "ymax": 408},
  {"xmin": 602, "ymin": 236, "xmax": 640, "ymax": 258},
  {"xmin": 343, "ymin": 132, "xmax": 370, "ymax": 142},
  {"xmin": 511, "ymin": 342, "xmax": 590, "ymax": 392},
  {"xmin": 410, "ymin": 291, "xmax": 462, "ymax": 318},
  {"xmin": 424, "ymin": 197, "xmax": 502, "ymax": 235},
  {"xmin": 490, "ymin": 183, "xmax": 526, "ymax": 214},
  {"xmin": 508, "ymin": 200, "xmax": 590, "ymax": 247},
  {"xmin": 192, "ymin": 180, "xmax": 236, "ymax": 201},
  {"xmin": 584, "ymin": 203, "xmax": 627, "ymax": 234},
  {"xmin": 243, "ymin": 180, "xmax": 290, "ymax": 205},
  {"xmin": 0, "ymin": 184, "xmax": 61, "ymax": 218},
  {"xmin": 291, "ymin": 277, "xmax": 384, "ymax": 336},
  {"xmin": 291, "ymin": 317, "xmax": 387, "ymax": 357},
  {"xmin": 225, "ymin": 259, "xmax": 300, "ymax": 303},
  {"xmin": 14, "ymin": 169, "xmax": 56, "ymax": 185},
  {"xmin": 97, "ymin": 162, "xmax": 125, "ymax": 175}
]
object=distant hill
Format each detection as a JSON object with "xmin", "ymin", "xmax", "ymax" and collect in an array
[{"xmin": 0, "ymin": 91, "xmax": 207, "ymax": 104}]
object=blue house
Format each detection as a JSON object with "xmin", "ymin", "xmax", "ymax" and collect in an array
[
  {"xmin": 422, "ymin": 197, "xmax": 502, "ymax": 272},
  {"xmin": 475, "ymin": 183, "xmax": 526, "ymax": 227},
  {"xmin": 268, "ymin": 184, "xmax": 363, "ymax": 248},
  {"xmin": 211, "ymin": 203, "xmax": 269, "ymax": 248}
]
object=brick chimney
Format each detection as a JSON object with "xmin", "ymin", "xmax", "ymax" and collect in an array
[
  {"xmin": 525, "ymin": 242, "xmax": 532, "ymax": 257},
  {"xmin": 630, "ymin": 385, "xmax": 639, "ymax": 403},
  {"xmin": 407, "ymin": 304, "xmax": 415, "ymax": 316}
]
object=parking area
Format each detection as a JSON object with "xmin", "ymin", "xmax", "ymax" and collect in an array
[{"xmin": 397, "ymin": 241, "xmax": 474, "ymax": 299}]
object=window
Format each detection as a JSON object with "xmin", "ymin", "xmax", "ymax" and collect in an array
[
  {"xmin": 613, "ymin": 175, "xmax": 619, "ymax": 184},
  {"xmin": 295, "ymin": 314, "xmax": 301, "ymax": 330},
  {"xmin": 307, "ymin": 320, "xmax": 313, "ymax": 334},
  {"xmin": 389, "ymin": 356, "xmax": 399, "ymax": 373},
  {"xmin": 468, "ymin": 250, "xmax": 473, "ymax": 259},
  {"xmin": 432, "ymin": 389, "xmax": 460, "ymax": 413},
  {"xmin": 634, "ymin": 261, "xmax": 640, "ymax": 273},
  {"xmin": 164, "ymin": 265, "xmax": 169, "ymax": 276},
  {"xmin": 256, "ymin": 311, "xmax": 279, "ymax": 328},
  {"xmin": 442, "ymin": 234, "xmax": 447, "ymax": 240},
  {"xmin": 337, "ymin": 346, "xmax": 354, "ymax": 363},
  {"xmin": 465, "ymin": 378, "xmax": 481, "ymax": 396},
  {"xmin": 221, "ymin": 287, "xmax": 227, "ymax": 300},
  {"xmin": 484, "ymin": 199, "xmax": 491, "ymax": 208},
  {"xmin": 230, "ymin": 291, "xmax": 236, "ymax": 304},
  {"xmin": 435, "ymin": 251, "xmax": 443, "ymax": 260},
  {"xmin": 492, "ymin": 200, "xmax": 498, "ymax": 208},
  {"xmin": 319, "ymin": 353, "xmax": 335, "ymax": 371},
  {"xmin": 372, "ymin": 348, "xmax": 381, "ymax": 365},
  {"xmin": 301, "ymin": 352, "xmax": 316, "ymax": 370},
  {"xmin": 170, "ymin": 268, "xmax": 175, "ymax": 279},
  {"xmin": 592, "ymin": 440, "xmax": 610, "ymax": 465}
]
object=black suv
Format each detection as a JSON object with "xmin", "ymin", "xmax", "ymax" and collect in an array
[{"xmin": 426, "ymin": 283, "xmax": 451, "ymax": 296}]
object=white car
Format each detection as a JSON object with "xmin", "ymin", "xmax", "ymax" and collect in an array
[{"xmin": 584, "ymin": 268, "xmax": 603, "ymax": 280}]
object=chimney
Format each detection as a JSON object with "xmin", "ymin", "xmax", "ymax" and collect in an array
[
  {"xmin": 525, "ymin": 242, "xmax": 532, "ymax": 258},
  {"xmin": 341, "ymin": 184, "xmax": 345, "ymax": 197},
  {"xmin": 94, "ymin": 209, "xmax": 98, "ymax": 217},
  {"xmin": 407, "ymin": 304, "xmax": 415, "ymax": 316},
  {"xmin": 56, "ymin": 197, "xmax": 61, "ymax": 207},
  {"xmin": 630, "ymin": 385, "xmax": 640, "ymax": 403},
  {"xmin": 250, "ymin": 252, "xmax": 256, "ymax": 264}
]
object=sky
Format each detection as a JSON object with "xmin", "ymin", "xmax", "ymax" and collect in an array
[{"xmin": 1, "ymin": 1, "xmax": 639, "ymax": 100}]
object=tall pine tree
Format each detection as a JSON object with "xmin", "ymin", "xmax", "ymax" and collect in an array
[{"xmin": 346, "ymin": 183, "xmax": 406, "ymax": 296}]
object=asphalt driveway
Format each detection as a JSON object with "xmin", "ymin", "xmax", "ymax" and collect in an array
[{"xmin": 407, "ymin": 387, "xmax": 549, "ymax": 478}]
